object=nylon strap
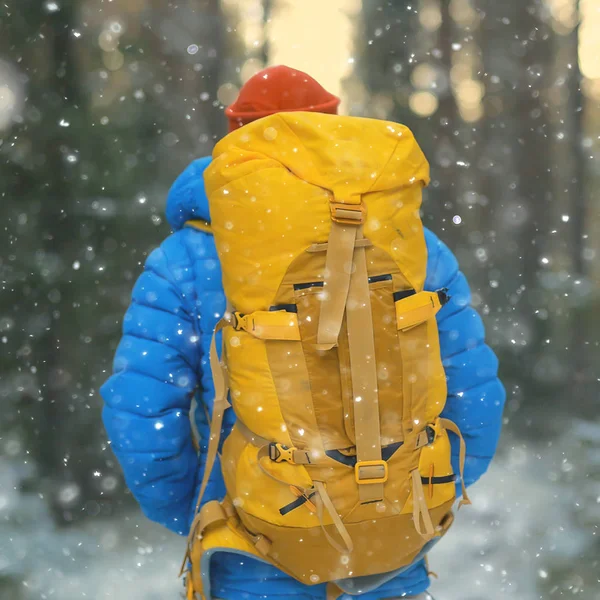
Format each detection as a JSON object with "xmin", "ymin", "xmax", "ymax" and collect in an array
[
  {"xmin": 236, "ymin": 420, "xmax": 314, "ymax": 465},
  {"xmin": 193, "ymin": 317, "xmax": 231, "ymax": 515},
  {"xmin": 180, "ymin": 499, "xmax": 233, "ymax": 578},
  {"xmin": 251, "ymin": 443, "xmax": 312, "ymax": 490},
  {"xmin": 411, "ymin": 469, "xmax": 435, "ymax": 539},
  {"xmin": 316, "ymin": 222, "xmax": 359, "ymax": 350},
  {"xmin": 235, "ymin": 419, "xmax": 270, "ymax": 447},
  {"xmin": 185, "ymin": 219, "xmax": 213, "ymax": 235},
  {"xmin": 306, "ymin": 238, "xmax": 372, "ymax": 253},
  {"xmin": 326, "ymin": 582, "xmax": 345, "ymax": 600},
  {"xmin": 314, "ymin": 481, "xmax": 354, "ymax": 555},
  {"xmin": 233, "ymin": 310, "xmax": 300, "ymax": 341},
  {"xmin": 180, "ymin": 317, "xmax": 231, "ymax": 576},
  {"xmin": 440, "ymin": 418, "xmax": 472, "ymax": 508},
  {"xmin": 347, "ymin": 229, "xmax": 384, "ymax": 504},
  {"xmin": 253, "ymin": 534, "xmax": 272, "ymax": 556},
  {"xmin": 257, "ymin": 443, "xmax": 313, "ymax": 466},
  {"xmin": 188, "ymin": 499, "xmax": 231, "ymax": 548},
  {"xmin": 424, "ymin": 554, "xmax": 439, "ymax": 579}
]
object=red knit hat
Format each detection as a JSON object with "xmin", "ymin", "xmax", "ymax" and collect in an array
[{"xmin": 225, "ymin": 65, "xmax": 340, "ymax": 132}]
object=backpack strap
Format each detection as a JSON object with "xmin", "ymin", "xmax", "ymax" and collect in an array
[
  {"xmin": 439, "ymin": 418, "xmax": 472, "ymax": 508},
  {"xmin": 194, "ymin": 316, "xmax": 231, "ymax": 513},
  {"xmin": 231, "ymin": 310, "xmax": 300, "ymax": 341},
  {"xmin": 317, "ymin": 198, "xmax": 385, "ymax": 504},
  {"xmin": 326, "ymin": 582, "xmax": 345, "ymax": 600},
  {"xmin": 411, "ymin": 468, "xmax": 435, "ymax": 539},
  {"xmin": 314, "ymin": 481, "xmax": 354, "ymax": 554},
  {"xmin": 180, "ymin": 316, "xmax": 231, "ymax": 576},
  {"xmin": 185, "ymin": 219, "xmax": 213, "ymax": 234},
  {"xmin": 347, "ymin": 228, "xmax": 385, "ymax": 505},
  {"xmin": 315, "ymin": 201, "xmax": 364, "ymax": 350}
]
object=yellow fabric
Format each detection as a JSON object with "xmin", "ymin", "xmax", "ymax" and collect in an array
[
  {"xmin": 422, "ymin": 319, "xmax": 448, "ymax": 426},
  {"xmin": 402, "ymin": 420, "xmax": 457, "ymax": 515},
  {"xmin": 395, "ymin": 291, "xmax": 444, "ymax": 331},
  {"xmin": 185, "ymin": 112, "xmax": 465, "ymax": 588},
  {"xmin": 223, "ymin": 327, "xmax": 293, "ymax": 444},
  {"xmin": 294, "ymin": 281, "xmax": 355, "ymax": 449},
  {"xmin": 185, "ymin": 498, "xmax": 268, "ymax": 598},
  {"xmin": 235, "ymin": 442, "xmax": 315, "ymax": 527},
  {"xmin": 204, "ymin": 112, "xmax": 429, "ymax": 313},
  {"xmin": 233, "ymin": 310, "xmax": 300, "ymax": 341}
]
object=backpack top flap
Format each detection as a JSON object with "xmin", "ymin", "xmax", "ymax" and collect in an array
[{"xmin": 204, "ymin": 111, "xmax": 430, "ymax": 314}]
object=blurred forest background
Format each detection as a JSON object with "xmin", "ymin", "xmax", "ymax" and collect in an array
[{"xmin": 1, "ymin": 1, "xmax": 599, "ymax": 599}]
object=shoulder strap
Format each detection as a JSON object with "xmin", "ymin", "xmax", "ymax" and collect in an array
[
  {"xmin": 193, "ymin": 317, "xmax": 230, "ymax": 515},
  {"xmin": 185, "ymin": 219, "xmax": 213, "ymax": 234},
  {"xmin": 346, "ymin": 227, "xmax": 385, "ymax": 504},
  {"xmin": 180, "ymin": 317, "xmax": 231, "ymax": 576}
]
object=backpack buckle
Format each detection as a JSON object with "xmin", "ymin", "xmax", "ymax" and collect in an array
[
  {"xmin": 415, "ymin": 425, "xmax": 436, "ymax": 449},
  {"xmin": 330, "ymin": 202, "xmax": 366, "ymax": 225},
  {"xmin": 426, "ymin": 425, "xmax": 436, "ymax": 444},
  {"xmin": 231, "ymin": 311, "xmax": 243, "ymax": 329},
  {"xmin": 269, "ymin": 442, "xmax": 295, "ymax": 464},
  {"xmin": 355, "ymin": 460, "xmax": 388, "ymax": 485},
  {"xmin": 436, "ymin": 288, "xmax": 450, "ymax": 306}
]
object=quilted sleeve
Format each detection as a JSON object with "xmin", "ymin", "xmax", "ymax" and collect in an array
[
  {"xmin": 100, "ymin": 233, "xmax": 201, "ymax": 535},
  {"xmin": 424, "ymin": 229, "xmax": 506, "ymax": 490}
]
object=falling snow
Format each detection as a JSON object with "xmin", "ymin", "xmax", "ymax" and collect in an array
[{"xmin": 1, "ymin": 1, "xmax": 599, "ymax": 599}]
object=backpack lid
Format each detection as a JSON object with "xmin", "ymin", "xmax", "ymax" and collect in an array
[
  {"xmin": 204, "ymin": 112, "xmax": 430, "ymax": 313},
  {"xmin": 208, "ymin": 112, "xmax": 429, "ymax": 204}
]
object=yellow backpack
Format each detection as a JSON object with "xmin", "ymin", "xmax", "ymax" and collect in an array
[{"xmin": 181, "ymin": 112, "xmax": 470, "ymax": 600}]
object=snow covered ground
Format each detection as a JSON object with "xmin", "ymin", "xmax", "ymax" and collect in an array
[{"xmin": 1, "ymin": 421, "xmax": 598, "ymax": 600}]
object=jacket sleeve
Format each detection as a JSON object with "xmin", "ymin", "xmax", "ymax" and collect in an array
[
  {"xmin": 100, "ymin": 234, "xmax": 202, "ymax": 535},
  {"xmin": 424, "ymin": 229, "xmax": 506, "ymax": 490}
]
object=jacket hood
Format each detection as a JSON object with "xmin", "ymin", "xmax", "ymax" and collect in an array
[{"xmin": 165, "ymin": 155, "xmax": 212, "ymax": 230}]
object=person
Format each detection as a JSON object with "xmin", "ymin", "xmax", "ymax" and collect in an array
[{"xmin": 100, "ymin": 66, "xmax": 505, "ymax": 600}]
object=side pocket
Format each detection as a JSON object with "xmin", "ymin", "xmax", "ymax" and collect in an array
[
  {"xmin": 294, "ymin": 286, "xmax": 353, "ymax": 450},
  {"xmin": 401, "ymin": 421, "xmax": 456, "ymax": 515},
  {"xmin": 417, "ymin": 421, "xmax": 456, "ymax": 509},
  {"xmin": 369, "ymin": 279, "xmax": 404, "ymax": 445},
  {"xmin": 235, "ymin": 441, "xmax": 315, "ymax": 527}
]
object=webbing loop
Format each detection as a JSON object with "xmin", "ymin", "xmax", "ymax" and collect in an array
[
  {"xmin": 314, "ymin": 481, "xmax": 354, "ymax": 555},
  {"xmin": 440, "ymin": 418, "xmax": 472, "ymax": 508},
  {"xmin": 232, "ymin": 310, "xmax": 301, "ymax": 341},
  {"xmin": 330, "ymin": 202, "xmax": 366, "ymax": 225}
]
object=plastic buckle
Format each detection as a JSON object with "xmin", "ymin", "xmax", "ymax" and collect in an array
[
  {"xmin": 436, "ymin": 288, "xmax": 450, "ymax": 306},
  {"xmin": 354, "ymin": 460, "xmax": 389, "ymax": 485},
  {"xmin": 269, "ymin": 443, "xmax": 295, "ymax": 464},
  {"xmin": 426, "ymin": 425, "xmax": 436, "ymax": 445},
  {"xmin": 232, "ymin": 311, "xmax": 243, "ymax": 329},
  {"xmin": 233, "ymin": 312, "xmax": 253, "ymax": 332},
  {"xmin": 330, "ymin": 202, "xmax": 366, "ymax": 225}
]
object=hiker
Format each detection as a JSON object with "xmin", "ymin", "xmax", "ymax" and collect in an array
[{"xmin": 101, "ymin": 66, "xmax": 505, "ymax": 600}]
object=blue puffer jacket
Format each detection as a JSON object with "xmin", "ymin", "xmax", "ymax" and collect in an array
[{"xmin": 101, "ymin": 156, "xmax": 505, "ymax": 600}]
